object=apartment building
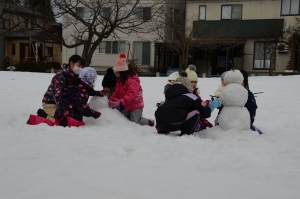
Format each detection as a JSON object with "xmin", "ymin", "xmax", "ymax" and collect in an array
[
  {"xmin": 186, "ymin": 0, "xmax": 298, "ymax": 75},
  {"xmin": 61, "ymin": 0, "xmax": 186, "ymax": 73}
]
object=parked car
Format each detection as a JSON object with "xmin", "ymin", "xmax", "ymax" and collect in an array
[{"xmin": 166, "ymin": 67, "xmax": 179, "ymax": 76}]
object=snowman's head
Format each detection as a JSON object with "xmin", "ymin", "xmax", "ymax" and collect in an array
[{"xmin": 224, "ymin": 70, "xmax": 244, "ymax": 85}]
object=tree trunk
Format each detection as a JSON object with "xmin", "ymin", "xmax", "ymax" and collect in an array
[{"xmin": 269, "ymin": 48, "xmax": 276, "ymax": 76}]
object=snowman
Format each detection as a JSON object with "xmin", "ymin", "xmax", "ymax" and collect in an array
[{"xmin": 218, "ymin": 70, "xmax": 250, "ymax": 130}]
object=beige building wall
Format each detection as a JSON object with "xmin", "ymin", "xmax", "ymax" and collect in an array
[
  {"xmin": 186, "ymin": 0, "xmax": 296, "ymax": 73},
  {"xmin": 62, "ymin": 0, "xmax": 186, "ymax": 70}
]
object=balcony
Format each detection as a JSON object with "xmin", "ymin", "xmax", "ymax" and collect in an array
[{"xmin": 193, "ymin": 19, "xmax": 284, "ymax": 38}]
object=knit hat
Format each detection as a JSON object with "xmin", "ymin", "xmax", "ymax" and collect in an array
[
  {"xmin": 188, "ymin": 64, "xmax": 197, "ymax": 72},
  {"xmin": 114, "ymin": 53, "xmax": 128, "ymax": 72},
  {"xmin": 102, "ymin": 68, "xmax": 117, "ymax": 88},
  {"xmin": 175, "ymin": 76, "xmax": 193, "ymax": 93},
  {"xmin": 185, "ymin": 68, "xmax": 198, "ymax": 82},
  {"xmin": 168, "ymin": 71, "xmax": 179, "ymax": 82},
  {"xmin": 79, "ymin": 67, "xmax": 98, "ymax": 86}
]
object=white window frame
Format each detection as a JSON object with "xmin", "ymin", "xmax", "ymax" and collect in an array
[
  {"xmin": 221, "ymin": 4, "xmax": 242, "ymax": 20},
  {"xmin": 253, "ymin": 42, "xmax": 276, "ymax": 70},
  {"xmin": 99, "ymin": 41, "xmax": 125, "ymax": 54},
  {"xmin": 281, "ymin": 0, "xmax": 300, "ymax": 15},
  {"xmin": 199, "ymin": 5, "xmax": 206, "ymax": 20}
]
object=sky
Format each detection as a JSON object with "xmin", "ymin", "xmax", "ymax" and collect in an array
[{"xmin": 0, "ymin": 71, "xmax": 299, "ymax": 199}]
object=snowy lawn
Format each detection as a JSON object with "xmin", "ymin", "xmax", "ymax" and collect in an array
[{"xmin": 0, "ymin": 71, "xmax": 299, "ymax": 199}]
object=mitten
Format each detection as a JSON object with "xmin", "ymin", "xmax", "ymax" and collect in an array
[
  {"xmin": 208, "ymin": 98, "xmax": 221, "ymax": 111},
  {"xmin": 95, "ymin": 90, "xmax": 106, "ymax": 97},
  {"xmin": 109, "ymin": 100, "xmax": 121, "ymax": 107},
  {"xmin": 194, "ymin": 123, "xmax": 201, "ymax": 132},
  {"xmin": 92, "ymin": 110, "xmax": 101, "ymax": 119}
]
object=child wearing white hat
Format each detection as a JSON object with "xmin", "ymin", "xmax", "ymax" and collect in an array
[{"xmin": 156, "ymin": 71, "xmax": 179, "ymax": 107}]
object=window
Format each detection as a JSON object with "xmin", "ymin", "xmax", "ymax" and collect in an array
[
  {"xmin": 281, "ymin": 0, "xmax": 300, "ymax": 15},
  {"xmin": 134, "ymin": 7, "xmax": 151, "ymax": 20},
  {"xmin": 199, "ymin": 5, "xmax": 206, "ymax": 20},
  {"xmin": 133, "ymin": 42, "xmax": 150, "ymax": 65},
  {"xmin": 12, "ymin": 44, "xmax": 15, "ymax": 55},
  {"xmin": 99, "ymin": 41, "xmax": 125, "ymax": 54},
  {"xmin": 253, "ymin": 42, "xmax": 276, "ymax": 69},
  {"xmin": 221, "ymin": 5, "xmax": 242, "ymax": 19},
  {"xmin": 99, "ymin": 7, "xmax": 111, "ymax": 21},
  {"xmin": 76, "ymin": 7, "xmax": 92, "ymax": 21},
  {"xmin": 45, "ymin": 47, "xmax": 53, "ymax": 57}
]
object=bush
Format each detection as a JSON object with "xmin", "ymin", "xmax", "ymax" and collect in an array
[{"xmin": 15, "ymin": 61, "xmax": 48, "ymax": 72}]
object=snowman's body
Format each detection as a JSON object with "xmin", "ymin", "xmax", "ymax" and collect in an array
[{"xmin": 218, "ymin": 70, "xmax": 250, "ymax": 130}]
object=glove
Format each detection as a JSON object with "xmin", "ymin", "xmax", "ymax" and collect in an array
[
  {"xmin": 208, "ymin": 98, "xmax": 221, "ymax": 111},
  {"xmin": 92, "ymin": 110, "xmax": 101, "ymax": 119},
  {"xmin": 95, "ymin": 90, "xmax": 106, "ymax": 97},
  {"xmin": 109, "ymin": 100, "xmax": 121, "ymax": 107},
  {"xmin": 194, "ymin": 123, "xmax": 201, "ymax": 132}
]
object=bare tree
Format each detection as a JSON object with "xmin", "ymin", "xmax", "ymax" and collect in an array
[{"xmin": 48, "ymin": 0, "xmax": 161, "ymax": 66}]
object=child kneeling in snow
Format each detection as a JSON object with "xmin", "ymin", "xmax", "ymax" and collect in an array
[
  {"xmin": 108, "ymin": 53, "xmax": 155, "ymax": 127},
  {"xmin": 186, "ymin": 65, "xmax": 213, "ymax": 131},
  {"xmin": 102, "ymin": 68, "xmax": 124, "ymax": 112},
  {"xmin": 155, "ymin": 72, "xmax": 221, "ymax": 136},
  {"xmin": 54, "ymin": 67, "xmax": 101, "ymax": 127}
]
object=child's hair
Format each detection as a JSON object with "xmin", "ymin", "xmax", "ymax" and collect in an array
[
  {"xmin": 119, "ymin": 70, "xmax": 136, "ymax": 84},
  {"xmin": 239, "ymin": 69, "xmax": 249, "ymax": 88},
  {"xmin": 66, "ymin": 55, "xmax": 86, "ymax": 68},
  {"xmin": 179, "ymin": 71, "xmax": 188, "ymax": 77}
]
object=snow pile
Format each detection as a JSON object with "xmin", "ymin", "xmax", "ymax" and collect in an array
[{"xmin": 0, "ymin": 71, "xmax": 300, "ymax": 199}]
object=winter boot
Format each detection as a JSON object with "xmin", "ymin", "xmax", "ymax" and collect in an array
[{"xmin": 37, "ymin": 109, "xmax": 48, "ymax": 118}]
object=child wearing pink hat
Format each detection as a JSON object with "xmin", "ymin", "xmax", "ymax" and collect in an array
[{"xmin": 108, "ymin": 53, "xmax": 155, "ymax": 127}]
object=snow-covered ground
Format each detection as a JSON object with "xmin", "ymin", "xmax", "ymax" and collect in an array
[{"xmin": 0, "ymin": 71, "xmax": 299, "ymax": 199}]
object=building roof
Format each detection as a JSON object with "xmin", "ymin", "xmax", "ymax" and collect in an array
[{"xmin": 193, "ymin": 19, "xmax": 284, "ymax": 38}]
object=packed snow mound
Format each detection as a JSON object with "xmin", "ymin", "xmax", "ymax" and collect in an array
[
  {"xmin": 218, "ymin": 107, "xmax": 250, "ymax": 130},
  {"xmin": 224, "ymin": 70, "xmax": 244, "ymax": 84},
  {"xmin": 89, "ymin": 95, "xmax": 109, "ymax": 109},
  {"xmin": 220, "ymin": 84, "xmax": 248, "ymax": 106}
]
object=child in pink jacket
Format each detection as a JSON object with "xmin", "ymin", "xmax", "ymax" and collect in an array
[{"xmin": 108, "ymin": 53, "xmax": 155, "ymax": 127}]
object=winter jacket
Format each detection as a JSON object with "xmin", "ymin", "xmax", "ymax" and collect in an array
[
  {"xmin": 245, "ymin": 88, "xmax": 258, "ymax": 125},
  {"xmin": 155, "ymin": 84, "xmax": 211, "ymax": 124},
  {"xmin": 54, "ymin": 79, "xmax": 100, "ymax": 121},
  {"xmin": 109, "ymin": 72, "xmax": 144, "ymax": 112},
  {"xmin": 214, "ymin": 84, "xmax": 226, "ymax": 97},
  {"xmin": 42, "ymin": 66, "xmax": 97, "ymax": 105}
]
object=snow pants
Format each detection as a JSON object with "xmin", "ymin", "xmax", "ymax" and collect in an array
[
  {"xmin": 123, "ymin": 108, "xmax": 149, "ymax": 126},
  {"xmin": 156, "ymin": 110, "xmax": 200, "ymax": 136},
  {"xmin": 42, "ymin": 102, "xmax": 56, "ymax": 122}
]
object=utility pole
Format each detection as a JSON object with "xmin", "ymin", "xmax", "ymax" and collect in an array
[{"xmin": 0, "ymin": 3, "xmax": 4, "ymax": 71}]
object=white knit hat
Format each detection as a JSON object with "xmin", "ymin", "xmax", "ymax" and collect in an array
[
  {"xmin": 188, "ymin": 64, "xmax": 197, "ymax": 72},
  {"xmin": 114, "ymin": 53, "xmax": 128, "ymax": 72},
  {"xmin": 185, "ymin": 68, "xmax": 198, "ymax": 82},
  {"xmin": 168, "ymin": 72, "xmax": 179, "ymax": 82}
]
